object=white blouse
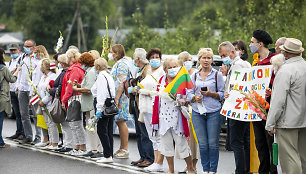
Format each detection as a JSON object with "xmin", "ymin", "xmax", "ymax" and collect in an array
[{"xmin": 37, "ymin": 71, "xmax": 57, "ymax": 110}]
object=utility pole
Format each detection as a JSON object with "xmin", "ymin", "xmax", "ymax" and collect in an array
[{"xmin": 63, "ymin": 0, "xmax": 87, "ymax": 52}]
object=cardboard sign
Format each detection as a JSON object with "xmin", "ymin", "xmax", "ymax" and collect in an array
[{"xmin": 221, "ymin": 65, "xmax": 273, "ymax": 121}]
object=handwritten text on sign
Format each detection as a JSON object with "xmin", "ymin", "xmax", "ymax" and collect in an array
[{"xmin": 221, "ymin": 65, "xmax": 273, "ymax": 121}]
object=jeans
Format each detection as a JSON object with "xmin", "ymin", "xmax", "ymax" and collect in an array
[
  {"xmin": 97, "ymin": 116, "xmax": 114, "ymax": 158},
  {"xmin": 192, "ymin": 110, "xmax": 222, "ymax": 173},
  {"xmin": 10, "ymin": 91, "xmax": 24, "ymax": 136},
  {"xmin": 18, "ymin": 91, "xmax": 41, "ymax": 141},
  {"xmin": 253, "ymin": 120, "xmax": 277, "ymax": 174},
  {"xmin": 0, "ymin": 111, "xmax": 5, "ymax": 145},
  {"xmin": 229, "ymin": 119, "xmax": 250, "ymax": 174}
]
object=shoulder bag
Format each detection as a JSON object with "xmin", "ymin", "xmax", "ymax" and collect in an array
[{"xmin": 102, "ymin": 74, "xmax": 119, "ymax": 117}]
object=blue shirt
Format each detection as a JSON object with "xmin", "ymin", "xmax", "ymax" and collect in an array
[{"xmin": 187, "ymin": 68, "xmax": 224, "ymax": 113}]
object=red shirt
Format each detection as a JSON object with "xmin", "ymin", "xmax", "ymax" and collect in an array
[
  {"xmin": 61, "ymin": 62, "xmax": 85, "ymax": 108},
  {"xmin": 257, "ymin": 53, "xmax": 278, "ymax": 86}
]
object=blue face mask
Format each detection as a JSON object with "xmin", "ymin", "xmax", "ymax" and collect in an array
[
  {"xmin": 222, "ymin": 56, "xmax": 232, "ymax": 66},
  {"xmin": 81, "ymin": 65, "xmax": 88, "ymax": 71},
  {"xmin": 133, "ymin": 61, "xmax": 138, "ymax": 67},
  {"xmin": 150, "ymin": 59, "xmax": 160, "ymax": 68},
  {"xmin": 183, "ymin": 61, "xmax": 193, "ymax": 70},
  {"xmin": 33, "ymin": 53, "xmax": 38, "ymax": 59},
  {"xmin": 168, "ymin": 67, "xmax": 180, "ymax": 77},
  {"xmin": 249, "ymin": 44, "xmax": 259, "ymax": 54},
  {"xmin": 23, "ymin": 47, "xmax": 32, "ymax": 54},
  {"xmin": 93, "ymin": 69, "xmax": 98, "ymax": 76},
  {"xmin": 10, "ymin": 53, "xmax": 19, "ymax": 59}
]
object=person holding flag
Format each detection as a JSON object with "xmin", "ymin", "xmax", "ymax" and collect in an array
[
  {"xmin": 153, "ymin": 58, "xmax": 195, "ymax": 174},
  {"xmin": 187, "ymin": 48, "xmax": 224, "ymax": 174}
]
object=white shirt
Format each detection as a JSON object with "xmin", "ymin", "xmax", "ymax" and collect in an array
[
  {"xmin": 8, "ymin": 55, "xmax": 22, "ymax": 91},
  {"xmin": 30, "ymin": 59, "xmax": 44, "ymax": 96},
  {"xmin": 16, "ymin": 54, "xmax": 39, "ymax": 92},
  {"xmin": 92, "ymin": 70, "xmax": 115, "ymax": 111},
  {"xmin": 37, "ymin": 71, "xmax": 57, "ymax": 110}
]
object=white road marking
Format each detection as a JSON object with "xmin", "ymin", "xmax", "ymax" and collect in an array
[{"xmin": 6, "ymin": 140, "xmax": 161, "ymax": 174}]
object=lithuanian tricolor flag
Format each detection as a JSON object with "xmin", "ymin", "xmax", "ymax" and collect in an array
[{"xmin": 164, "ymin": 66, "xmax": 194, "ymax": 94}]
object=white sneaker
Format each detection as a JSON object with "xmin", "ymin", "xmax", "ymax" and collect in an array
[
  {"xmin": 202, "ymin": 172, "xmax": 209, "ymax": 174},
  {"xmin": 96, "ymin": 157, "xmax": 113, "ymax": 163},
  {"xmin": 47, "ymin": 145, "xmax": 59, "ymax": 150},
  {"xmin": 144, "ymin": 163, "xmax": 164, "ymax": 172},
  {"xmin": 34, "ymin": 142, "xmax": 49, "ymax": 147},
  {"xmin": 73, "ymin": 150, "xmax": 87, "ymax": 156}
]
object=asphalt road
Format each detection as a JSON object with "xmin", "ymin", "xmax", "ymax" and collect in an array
[{"xmin": 1, "ymin": 118, "xmax": 235, "ymax": 174}]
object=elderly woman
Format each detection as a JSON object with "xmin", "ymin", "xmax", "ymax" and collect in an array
[
  {"xmin": 36, "ymin": 59, "xmax": 58, "ymax": 149},
  {"xmin": 73, "ymin": 52, "xmax": 102, "ymax": 157},
  {"xmin": 187, "ymin": 48, "xmax": 224, "ymax": 174},
  {"xmin": 177, "ymin": 51, "xmax": 199, "ymax": 172},
  {"xmin": 61, "ymin": 49, "xmax": 86, "ymax": 156},
  {"xmin": 154, "ymin": 58, "xmax": 195, "ymax": 174},
  {"xmin": 128, "ymin": 48, "xmax": 154, "ymax": 167},
  {"xmin": 109, "ymin": 44, "xmax": 130, "ymax": 158},
  {"xmin": 140, "ymin": 48, "xmax": 165, "ymax": 172},
  {"xmin": 178, "ymin": 51, "xmax": 196, "ymax": 74},
  {"xmin": 48, "ymin": 54, "xmax": 73, "ymax": 153},
  {"xmin": 91, "ymin": 58, "xmax": 115, "ymax": 163},
  {"xmin": 0, "ymin": 48, "xmax": 20, "ymax": 148}
]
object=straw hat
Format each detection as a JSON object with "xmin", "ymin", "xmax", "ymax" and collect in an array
[{"xmin": 280, "ymin": 38, "xmax": 304, "ymax": 54}]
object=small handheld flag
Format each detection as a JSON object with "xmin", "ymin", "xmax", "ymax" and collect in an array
[
  {"xmin": 30, "ymin": 95, "xmax": 40, "ymax": 105},
  {"xmin": 164, "ymin": 66, "xmax": 194, "ymax": 94}
]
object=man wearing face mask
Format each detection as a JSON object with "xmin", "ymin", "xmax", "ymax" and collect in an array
[
  {"xmin": 218, "ymin": 41, "xmax": 251, "ymax": 174},
  {"xmin": 249, "ymin": 30, "xmax": 278, "ymax": 174},
  {"xmin": 5, "ymin": 44, "xmax": 25, "ymax": 141},
  {"xmin": 15, "ymin": 40, "xmax": 42, "ymax": 144}
]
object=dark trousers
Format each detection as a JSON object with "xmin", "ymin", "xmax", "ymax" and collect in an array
[
  {"xmin": 253, "ymin": 120, "xmax": 277, "ymax": 174},
  {"xmin": 130, "ymin": 95, "xmax": 154, "ymax": 162},
  {"xmin": 230, "ymin": 119, "xmax": 250, "ymax": 174},
  {"xmin": 97, "ymin": 116, "xmax": 114, "ymax": 158},
  {"xmin": 10, "ymin": 91, "xmax": 24, "ymax": 136}
]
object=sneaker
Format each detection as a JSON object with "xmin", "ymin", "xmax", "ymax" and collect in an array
[
  {"xmin": 18, "ymin": 137, "xmax": 32, "ymax": 144},
  {"xmin": 178, "ymin": 167, "xmax": 187, "ymax": 173},
  {"xmin": 202, "ymin": 172, "xmax": 209, "ymax": 174},
  {"xmin": 74, "ymin": 150, "xmax": 87, "ymax": 156},
  {"xmin": 82, "ymin": 151, "xmax": 95, "ymax": 158},
  {"xmin": 144, "ymin": 163, "xmax": 164, "ymax": 172},
  {"xmin": 64, "ymin": 149, "xmax": 77, "ymax": 155},
  {"xmin": 13, "ymin": 135, "xmax": 24, "ymax": 142},
  {"xmin": 90, "ymin": 152, "xmax": 104, "ymax": 159},
  {"xmin": 96, "ymin": 157, "xmax": 113, "ymax": 163},
  {"xmin": 6, "ymin": 134, "xmax": 19, "ymax": 140},
  {"xmin": 59, "ymin": 147, "xmax": 73, "ymax": 153},
  {"xmin": 47, "ymin": 145, "xmax": 59, "ymax": 150},
  {"xmin": 34, "ymin": 142, "xmax": 49, "ymax": 147},
  {"xmin": 31, "ymin": 138, "xmax": 41, "ymax": 145},
  {"xmin": 0, "ymin": 144, "xmax": 10, "ymax": 148}
]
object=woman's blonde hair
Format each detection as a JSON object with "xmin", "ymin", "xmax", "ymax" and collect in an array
[
  {"xmin": 89, "ymin": 50, "xmax": 100, "ymax": 59},
  {"xmin": 58, "ymin": 54, "xmax": 68, "ymax": 64},
  {"xmin": 94, "ymin": 58, "xmax": 108, "ymax": 72},
  {"xmin": 163, "ymin": 57, "xmax": 178, "ymax": 72},
  {"xmin": 177, "ymin": 51, "xmax": 192, "ymax": 66},
  {"xmin": 41, "ymin": 58, "xmax": 56, "ymax": 73},
  {"xmin": 197, "ymin": 48, "xmax": 214, "ymax": 61},
  {"xmin": 66, "ymin": 49, "xmax": 81, "ymax": 63},
  {"xmin": 36, "ymin": 45, "xmax": 49, "ymax": 60}
]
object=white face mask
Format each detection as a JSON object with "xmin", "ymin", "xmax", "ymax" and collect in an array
[{"xmin": 108, "ymin": 53, "xmax": 114, "ymax": 60}]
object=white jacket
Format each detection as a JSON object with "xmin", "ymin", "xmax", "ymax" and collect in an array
[{"xmin": 37, "ymin": 71, "xmax": 57, "ymax": 110}]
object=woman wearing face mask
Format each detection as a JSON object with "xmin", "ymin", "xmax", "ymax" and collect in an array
[
  {"xmin": 187, "ymin": 48, "xmax": 225, "ymax": 174},
  {"xmin": 177, "ymin": 51, "xmax": 199, "ymax": 172},
  {"xmin": 61, "ymin": 48, "xmax": 86, "ymax": 156},
  {"xmin": 109, "ymin": 44, "xmax": 131, "ymax": 158},
  {"xmin": 36, "ymin": 59, "xmax": 58, "ymax": 149},
  {"xmin": 139, "ymin": 48, "xmax": 165, "ymax": 172},
  {"xmin": 153, "ymin": 58, "xmax": 195, "ymax": 174},
  {"xmin": 232, "ymin": 40, "xmax": 249, "ymax": 61},
  {"xmin": 72, "ymin": 52, "xmax": 102, "ymax": 157},
  {"xmin": 127, "ymin": 48, "xmax": 154, "ymax": 167},
  {"xmin": 178, "ymin": 51, "xmax": 196, "ymax": 75}
]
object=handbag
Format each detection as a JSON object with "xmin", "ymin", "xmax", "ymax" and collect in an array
[
  {"xmin": 102, "ymin": 75, "xmax": 119, "ymax": 117},
  {"xmin": 66, "ymin": 95, "xmax": 82, "ymax": 122},
  {"xmin": 50, "ymin": 88, "xmax": 66, "ymax": 123}
]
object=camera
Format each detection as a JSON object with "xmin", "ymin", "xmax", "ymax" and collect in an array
[{"xmin": 201, "ymin": 86, "xmax": 208, "ymax": 91}]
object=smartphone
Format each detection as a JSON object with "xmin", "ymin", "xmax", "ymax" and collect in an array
[{"xmin": 201, "ymin": 86, "xmax": 208, "ymax": 91}]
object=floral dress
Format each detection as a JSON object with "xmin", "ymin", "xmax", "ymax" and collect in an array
[{"xmin": 111, "ymin": 58, "xmax": 131, "ymax": 121}]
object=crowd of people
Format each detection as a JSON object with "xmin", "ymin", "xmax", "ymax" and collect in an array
[{"xmin": 0, "ymin": 29, "xmax": 305, "ymax": 174}]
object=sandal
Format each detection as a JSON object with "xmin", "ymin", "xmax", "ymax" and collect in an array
[{"xmin": 114, "ymin": 149, "xmax": 129, "ymax": 159}]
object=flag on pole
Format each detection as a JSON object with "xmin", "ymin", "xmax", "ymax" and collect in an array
[
  {"xmin": 164, "ymin": 66, "xmax": 194, "ymax": 94},
  {"xmin": 30, "ymin": 94, "xmax": 40, "ymax": 105}
]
